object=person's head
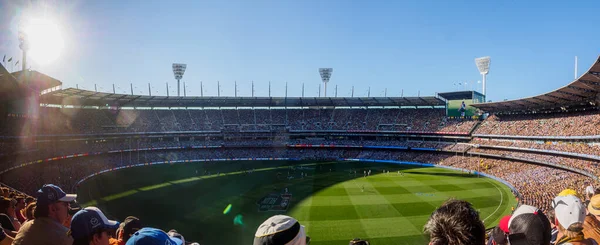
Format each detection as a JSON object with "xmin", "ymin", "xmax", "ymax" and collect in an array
[
  {"xmin": 14, "ymin": 196, "xmax": 26, "ymax": 210},
  {"xmin": 587, "ymin": 194, "xmax": 600, "ymax": 220},
  {"xmin": 69, "ymin": 207, "xmax": 120, "ymax": 245},
  {"xmin": 490, "ymin": 226, "xmax": 507, "ymax": 245},
  {"xmin": 507, "ymin": 205, "xmax": 551, "ymax": 245},
  {"xmin": 424, "ymin": 199, "xmax": 485, "ymax": 245},
  {"xmin": 22, "ymin": 202, "xmax": 36, "ymax": 221},
  {"xmin": 553, "ymin": 195, "xmax": 586, "ymax": 238},
  {"xmin": 117, "ymin": 216, "xmax": 142, "ymax": 242},
  {"xmin": 33, "ymin": 184, "xmax": 76, "ymax": 224},
  {"xmin": 0, "ymin": 197, "xmax": 16, "ymax": 216},
  {"xmin": 125, "ymin": 228, "xmax": 183, "ymax": 245},
  {"xmin": 25, "ymin": 196, "xmax": 34, "ymax": 204},
  {"xmin": 546, "ymin": 209, "xmax": 556, "ymax": 229},
  {"xmin": 253, "ymin": 215, "xmax": 309, "ymax": 245}
]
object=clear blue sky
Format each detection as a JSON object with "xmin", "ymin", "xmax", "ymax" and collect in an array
[{"xmin": 1, "ymin": 0, "xmax": 599, "ymax": 102}]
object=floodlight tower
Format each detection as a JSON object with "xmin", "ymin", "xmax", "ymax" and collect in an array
[
  {"xmin": 18, "ymin": 30, "xmax": 29, "ymax": 71},
  {"xmin": 172, "ymin": 63, "xmax": 187, "ymax": 96},
  {"xmin": 319, "ymin": 68, "xmax": 333, "ymax": 97},
  {"xmin": 475, "ymin": 56, "xmax": 491, "ymax": 96}
]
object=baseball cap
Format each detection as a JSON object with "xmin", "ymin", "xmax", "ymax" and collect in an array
[
  {"xmin": 36, "ymin": 184, "xmax": 76, "ymax": 204},
  {"xmin": 70, "ymin": 207, "xmax": 120, "ymax": 240},
  {"xmin": 254, "ymin": 215, "xmax": 308, "ymax": 245},
  {"xmin": 118, "ymin": 216, "xmax": 142, "ymax": 241},
  {"xmin": 508, "ymin": 205, "xmax": 538, "ymax": 228},
  {"xmin": 588, "ymin": 194, "xmax": 600, "ymax": 216},
  {"xmin": 167, "ymin": 230, "xmax": 185, "ymax": 244},
  {"xmin": 553, "ymin": 195, "xmax": 585, "ymax": 231},
  {"xmin": 125, "ymin": 228, "xmax": 183, "ymax": 245},
  {"xmin": 507, "ymin": 205, "xmax": 551, "ymax": 245}
]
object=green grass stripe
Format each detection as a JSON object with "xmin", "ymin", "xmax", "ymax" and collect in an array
[
  {"xmin": 102, "ymin": 190, "xmax": 139, "ymax": 202},
  {"xmin": 299, "ymin": 217, "xmax": 425, "ymax": 241}
]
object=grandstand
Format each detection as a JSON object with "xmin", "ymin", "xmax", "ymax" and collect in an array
[{"xmin": 1, "ymin": 55, "xmax": 600, "ymax": 244}]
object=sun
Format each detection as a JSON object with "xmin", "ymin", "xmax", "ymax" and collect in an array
[{"xmin": 22, "ymin": 18, "xmax": 65, "ymax": 65}]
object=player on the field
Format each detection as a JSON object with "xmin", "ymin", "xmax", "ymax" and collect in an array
[{"xmin": 363, "ymin": 170, "xmax": 366, "ymax": 177}]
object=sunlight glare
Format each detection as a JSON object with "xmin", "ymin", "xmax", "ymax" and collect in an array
[{"xmin": 23, "ymin": 18, "xmax": 64, "ymax": 65}]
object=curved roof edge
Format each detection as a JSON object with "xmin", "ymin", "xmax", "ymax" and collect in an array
[
  {"xmin": 40, "ymin": 88, "xmax": 445, "ymax": 108},
  {"xmin": 472, "ymin": 56, "xmax": 600, "ymax": 113}
]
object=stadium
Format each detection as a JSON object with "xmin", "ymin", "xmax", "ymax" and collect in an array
[{"xmin": 0, "ymin": 51, "xmax": 599, "ymax": 245}]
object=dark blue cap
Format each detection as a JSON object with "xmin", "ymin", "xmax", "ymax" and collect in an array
[
  {"xmin": 36, "ymin": 184, "xmax": 76, "ymax": 204},
  {"xmin": 70, "ymin": 207, "xmax": 119, "ymax": 240},
  {"xmin": 126, "ymin": 228, "xmax": 183, "ymax": 245}
]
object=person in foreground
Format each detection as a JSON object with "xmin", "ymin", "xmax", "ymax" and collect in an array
[
  {"xmin": 507, "ymin": 204, "xmax": 551, "ymax": 245},
  {"xmin": 69, "ymin": 207, "xmax": 120, "ymax": 245},
  {"xmin": 12, "ymin": 184, "xmax": 76, "ymax": 245},
  {"xmin": 109, "ymin": 216, "xmax": 142, "ymax": 245},
  {"xmin": 424, "ymin": 199, "xmax": 485, "ymax": 245},
  {"xmin": 253, "ymin": 215, "xmax": 309, "ymax": 245},
  {"xmin": 125, "ymin": 228, "xmax": 183, "ymax": 245},
  {"xmin": 553, "ymin": 194, "xmax": 596, "ymax": 245}
]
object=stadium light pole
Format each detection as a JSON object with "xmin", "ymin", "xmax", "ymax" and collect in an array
[
  {"xmin": 319, "ymin": 68, "xmax": 333, "ymax": 97},
  {"xmin": 113, "ymin": 84, "xmax": 116, "ymax": 94},
  {"xmin": 184, "ymin": 82, "xmax": 187, "ymax": 97},
  {"xmin": 166, "ymin": 82, "xmax": 169, "ymax": 97},
  {"xmin": 234, "ymin": 81, "xmax": 237, "ymax": 97},
  {"xmin": 268, "ymin": 81, "xmax": 271, "ymax": 97},
  {"xmin": 217, "ymin": 81, "xmax": 220, "ymax": 97},
  {"xmin": 130, "ymin": 83, "xmax": 133, "ymax": 95},
  {"xmin": 18, "ymin": 29, "xmax": 29, "ymax": 71},
  {"xmin": 148, "ymin": 83, "xmax": 151, "ymax": 96},
  {"xmin": 201, "ymin": 81, "xmax": 204, "ymax": 97},
  {"xmin": 172, "ymin": 63, "xmax": 187, "ymax": 97},
  {"xmin": 475, "ymin": 56, "xmax": 491, "ymax": 97},
  {"xmin": 302, "ymin": 83, "xmax": 305, "ymax": 97},
  {"xmin": 318, "ymin": 84, "xmax": 321, "ymax": 97},
  {"xmin": 351, "ymin": 86, "xmax": 354, "ymax": 98},
  {"xmin": 94, "ymin": 84, "xmax": 97, "ymax": 92},
  {"xmin": 252, "ymin": 81, "xmax": 254, "ymax": 97}
]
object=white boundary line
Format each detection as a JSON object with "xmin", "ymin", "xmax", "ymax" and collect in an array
[{"xmin": 482, "ymin": 179, "xmax": 504, "ymax": 223}]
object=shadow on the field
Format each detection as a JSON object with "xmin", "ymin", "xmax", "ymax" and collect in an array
[{"xmin": 78, "ymin": 161, "xmax": 437, "ymax": 244}]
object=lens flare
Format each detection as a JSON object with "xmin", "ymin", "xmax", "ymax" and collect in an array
[{"xmin": 223, "ymin": 204, "xmax": 232, "ymax": 214}]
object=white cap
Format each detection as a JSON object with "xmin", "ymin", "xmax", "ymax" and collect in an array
[
  {"xmin": 508, "ymin": 205, "xmax": 539, "ymax": 228},
  {"xmin": 553, "ymin": 195, "xmax": 586, "ymax": 230}
]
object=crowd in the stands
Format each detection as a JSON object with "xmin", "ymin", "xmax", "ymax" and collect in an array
[
  {"xmin": 475, "ymin": 110, "xmax": 600, "ymax": 136},
  {"xmin": 470, "ymin": 147, "xmax": 600, "ymax": 176},
  {"xmin": 29, "ymin": 107, "xmax": 477, "ymax": 134},
  {"xmin": 472, "ymin": 138, "xmax": 600, "ymax": 157}
]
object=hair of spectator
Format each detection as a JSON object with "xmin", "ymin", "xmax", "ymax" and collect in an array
[
  {"xmin": 556, "ymin": 221, "xmax": 584, "ymax": 239},
  {"xmin": 0, "ymin": 197, "xmax": 13, "ymax": 214},
  {"xmin": 22, "ymin": 202, "xmax": 35, "ymax": 220},
  {"xmin": 424, "ymin": 199, "xmax": 485, "ymax": 245},
  {"xmin": 33, "ymin": 202, "xmax": 49, "ymax": 218},
  {"xmin": 70, "ymin": 228, "xmax": 108, "ymax": 245}
]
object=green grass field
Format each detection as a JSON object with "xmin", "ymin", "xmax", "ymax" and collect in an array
[{"xmin": 76, "ymin": 160, "xmax": 516, "ymax": 245}]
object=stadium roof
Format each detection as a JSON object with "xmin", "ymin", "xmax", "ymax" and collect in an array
[
  {"xmin": 10, "ymin": 70, "xmax": 62, "ymax": 91},
  {"xmin": 472, "ymin": 56, "xmax": 600, "ymax": 113},
  {"xmin": 40, "ymin": 88, "xmax": 445, "ymax": 108}
]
